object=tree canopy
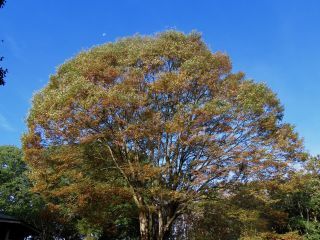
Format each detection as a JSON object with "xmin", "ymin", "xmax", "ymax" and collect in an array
[{"xmin": 23, "ymin": 31, "xmax": 306, "ymax": 240}]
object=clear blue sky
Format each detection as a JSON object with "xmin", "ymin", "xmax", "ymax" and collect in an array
[{"xmin": 0, "ymin": 0, "xmax": 319, "ymax": 155}]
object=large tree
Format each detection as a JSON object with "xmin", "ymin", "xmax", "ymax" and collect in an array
[{"xmin": 23, "ymin": 31, "xmax": 305, "ymax": 240}]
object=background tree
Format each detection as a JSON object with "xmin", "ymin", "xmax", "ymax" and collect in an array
[
  {"xmin": 0, "ymin": 51, "xmax": 7, "ymax": 86},
  {"xmin": 274, "ymin": 156, "xmax": 320, "ymax": 240},
  {"xmin": 0, "ymin": 145, "xmax": 82, "ymax": 240},
  {"xmin": 23, "ymin": 31, "xmax": 305, "ymax": 240},
  {"xmin": 0, "ymin": 0, "xmax": 7, "ymax": 86},
  {"xmin": 0, "ymin": 0, "xmax": 6, "ymax": 8},
  {"xmin": 186, "ymin": 156, "xmax": 320, "ymax": 240},
  {"xmin": 186, "ymin": 180, "xmax": 304, "ymax": 240},
  {"xmin": 0, "ymin": 146, "xmax": 42, "ymax": 223}
]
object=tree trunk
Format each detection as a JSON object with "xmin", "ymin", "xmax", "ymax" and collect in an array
[
  {"xmin": 157, "ymin": 221, "xmax": 173, "ymax": 240},
  {"xmin": 158, "ymin": 209, "xmax": 164, "ymax": 240},
  {"xmin": 139, "ymin": 210, "xmax": 149, "ymax": 240},
  {"xmin": 139, "ymin": 204, "xmax": 178, "ymax": 240},
  {"xmin": 157, "ymin": 206, "xmax": 177, "ymax": 240}
]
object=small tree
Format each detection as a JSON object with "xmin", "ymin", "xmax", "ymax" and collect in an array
[{"xmin": 23, "ymin": 31, "xmax": 305, "ymax": 240}]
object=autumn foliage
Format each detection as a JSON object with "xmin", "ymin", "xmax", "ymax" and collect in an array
[{"xmin": 23, "ymin": 31, "xmax": 305, "ymax": 240}]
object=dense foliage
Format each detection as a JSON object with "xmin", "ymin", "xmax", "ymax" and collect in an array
[{"xmin": 22, "ymin": 31, "xmax": 306, "ymax": 240}]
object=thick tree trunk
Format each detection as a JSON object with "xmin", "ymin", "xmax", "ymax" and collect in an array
[
  {"xmin": 158, "ymin": 219, "xmax": 173, "ymax": 240},
  {"xmin": 138, "ymin": 204, "xmax": 178, "ymax": 240},
  {"xmin": 158, "ymin": 209, "xmax": 164, "ymax": 240},
  {"xmin": 139, "ymin": 210, "xmax": 150, "ymax": 240},
  {"xmin": 156, "ymin": 206, "xmax": 177, "ymax": 240}
]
